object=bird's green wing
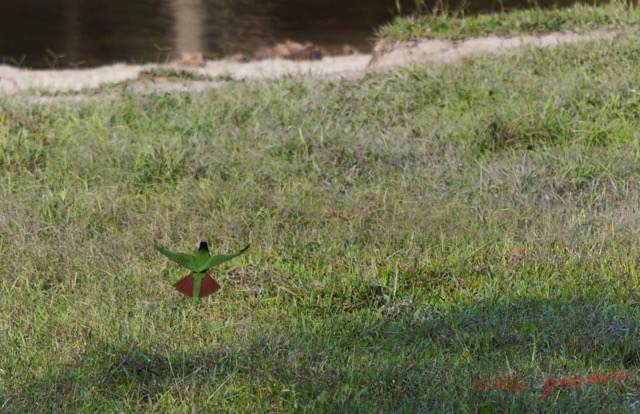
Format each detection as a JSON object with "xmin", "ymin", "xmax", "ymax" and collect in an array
[
  {"xmin": 201, "ymin": 244, "xmax": 250, "ymax": 271},
  {"xmin": 158, "ymin": 247, "xmax": 199, "ymax": 272}
]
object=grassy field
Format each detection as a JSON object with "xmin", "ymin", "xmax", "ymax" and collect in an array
[
  {"xmin": 380, "ymin": 1, "xmax": 640, "ymax": 40},
  {"xmin": 2, "ymin": 5, "xmax": 640, "ymax": 413}
]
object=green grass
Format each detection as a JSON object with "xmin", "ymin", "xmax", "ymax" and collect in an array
[
  {"xmin": 2, "ymin": 16, "xmax": 640, "ymax": 414},
  {"xmin": 379, "ymin": 1, "xmax": 640, "ymax": 40},
  {"xmin": 138, "ymin": 67, "xmax": 215, "ymax": 82}
]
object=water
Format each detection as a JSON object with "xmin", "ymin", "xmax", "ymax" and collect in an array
[{"xmin": 0, "ymin": 0, "xmax": 584, "ymax": 69}]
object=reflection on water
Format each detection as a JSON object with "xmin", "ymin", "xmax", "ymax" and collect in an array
[
  {"xmin": 0, "ymin": 0, "xmax": 589, "ymax": 68},
  {"xmin": 172, "ymin": 0, "xmax": 205, "ymax": 55}
]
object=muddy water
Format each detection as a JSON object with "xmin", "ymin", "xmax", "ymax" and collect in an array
[{"xmin": 0, "ymin": 0, "xmax": 589, "ymax": 68}]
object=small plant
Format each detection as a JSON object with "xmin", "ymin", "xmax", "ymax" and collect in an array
[
  {"xmin": 44, "ymin": 48, "xmax": 65, "ymax": 69},
  {"xmin": 158, "ymin": 241, "xmax": 249, "ymax": 298}
]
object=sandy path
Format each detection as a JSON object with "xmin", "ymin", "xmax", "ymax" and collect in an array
[{"xmin": 0, "ymin": 30, "xmax": 617, "ymax": 95}]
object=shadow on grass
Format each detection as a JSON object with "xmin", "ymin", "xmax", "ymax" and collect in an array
[
  {"xmin": 4, "ymin": 339, "xmax": 240, "ymax": 412},
  {"xmin": 6, "ymin": 293, "xmax": 640, "ymax": 413}
]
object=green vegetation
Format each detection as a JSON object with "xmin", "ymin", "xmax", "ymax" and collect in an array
[
  {"xmin": 139, "ymin": 67, "xmax": 214, "ymax": 82},
  {"xmin": 2, "ymin": 9, "xmax": 640, "ymax": 414},
  {"xmin": 380, "ymin": 1, "xmax": 640, "ymax": 40}
]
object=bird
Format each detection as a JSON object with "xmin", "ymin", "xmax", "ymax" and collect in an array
[{"xmin": 158, "ymin": 241, "xmax": 249, "ymax": 298}]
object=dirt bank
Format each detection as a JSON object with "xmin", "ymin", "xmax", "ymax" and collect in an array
[{"xmin": 0, "ymin": 30, "xmax": 617, "ymax": 95}]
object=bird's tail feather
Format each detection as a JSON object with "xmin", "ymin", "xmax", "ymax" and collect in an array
[
  {"xmin": 174, "ymin": 273, "xmax": 220, "ymax": 298},
  {"xmin": 199, "ymin": 275, "xmax": 221, "ymax": 297}
]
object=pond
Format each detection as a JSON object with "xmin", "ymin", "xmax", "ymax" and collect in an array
[{"xmin": 0, "ymin": 0, "xmax": 588, "ymax": 68}]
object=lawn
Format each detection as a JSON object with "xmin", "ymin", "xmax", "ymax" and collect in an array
[
  {"xmin": 380, "ymin": 1, "xmax": 640, "ymax": 40},
  {"xmin": 2, "ymin": 4, "xmax": 640, "ymax": 413}
]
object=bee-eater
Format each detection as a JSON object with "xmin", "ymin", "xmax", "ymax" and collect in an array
[{"xmin": 158, "ymin": 241, "xmax": 249, "ymax": 298}]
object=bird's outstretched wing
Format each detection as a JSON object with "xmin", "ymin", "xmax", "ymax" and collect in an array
[
  {"xmin": 158, "ymin": 247, "xmax": 199, "ymax": 272},
  {"xmin": 203, "ymin": 244, "xmax": 250, "ymax": 271}
]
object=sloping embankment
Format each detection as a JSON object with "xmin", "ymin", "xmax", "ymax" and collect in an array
[{"xmin": 0, "ymin": 30, "xmax": 617, "ymax": 95}]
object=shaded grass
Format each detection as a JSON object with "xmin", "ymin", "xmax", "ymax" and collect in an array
[
  {"xmin": 2, "ymin": 25, "xmax": 640, "ymax": 413},
  {"xmin": 379, "ymin": 1, "xmax": 640, "ymax": 40},
  {"xmin": 138, "ymin": 67, "xmax": 215, "ymax": 82}
]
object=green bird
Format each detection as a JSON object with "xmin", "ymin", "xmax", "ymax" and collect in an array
[{"xmin": 158, "ymin": 241, "xmax": 249, "ymax": 298}]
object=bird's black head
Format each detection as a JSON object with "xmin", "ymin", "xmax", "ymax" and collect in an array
[{"xmin": 198, "ymin": 241, "xmax": 209, "ymax": 253}]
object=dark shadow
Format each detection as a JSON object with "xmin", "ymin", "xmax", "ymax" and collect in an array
[{"xmin": 6, "ymin": 289, "xmax": 640, "ymax": 412}]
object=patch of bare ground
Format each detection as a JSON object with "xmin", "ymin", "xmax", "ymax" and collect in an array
[
  {"xmin": 0, "ymin": 30, "xmax": 618, "ymax": 96},
  {"xmin": 367, "ymin": 29, "xmax": 617, "ymax": 71}
]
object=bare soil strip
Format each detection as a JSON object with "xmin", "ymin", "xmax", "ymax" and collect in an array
[{"xmin": 0, "ymin": 30, "xmax": 617, "ymax": 95}]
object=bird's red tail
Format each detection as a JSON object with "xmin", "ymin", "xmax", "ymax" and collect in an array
[
  {"xmin": 174, "ymin": 273, "xmax": 220, "ymax": 298},
  {"xmin": 199, "ymin": 275, "xmax": 221, "ymax": 297},
  {"xmin": 174, "ymin": 273, "xmax": 195, "ymax": 296}
]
